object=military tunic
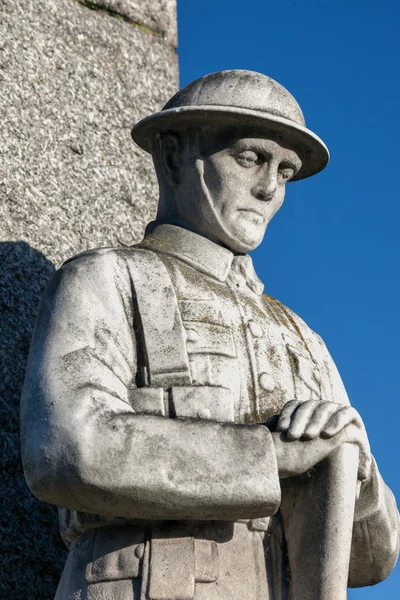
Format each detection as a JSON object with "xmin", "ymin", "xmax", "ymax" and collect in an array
[{"xmin": 21, "ymin": 224, "xmax": 399, "ymax": 599}]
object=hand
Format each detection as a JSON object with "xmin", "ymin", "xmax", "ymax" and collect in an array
[{"xmin": 267, "ymin": 400, "xmax": 371, "ymax": 480}]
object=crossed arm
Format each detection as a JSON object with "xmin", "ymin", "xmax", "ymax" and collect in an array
[{"xmin": 20, "ymin": 250, "xmax": 280, "ymax": 520}]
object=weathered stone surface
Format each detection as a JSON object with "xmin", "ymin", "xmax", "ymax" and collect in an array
[
  {"xmin": 0, "ymin": 0, "xmax": 178, "ymax": 267},
  {"xmin": 20, "ymin": 70, "xmax": 399, "ymax": 599},
  {"xmin": 87, "ymin": 0, "xmax": 178, "ymax": 46},
  {"xmin": 0, "ymin": 0, "xmax": 177, "ymax": 596}
]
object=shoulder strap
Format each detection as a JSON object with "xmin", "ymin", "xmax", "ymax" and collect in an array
[{"xmin": 124, "ymin": 248, "xmax": 192, "ymax": 388}]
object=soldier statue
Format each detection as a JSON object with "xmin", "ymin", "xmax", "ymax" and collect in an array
[{"xmin": 21, "ymin": 70, "xmax": 399, "ymax": 600}]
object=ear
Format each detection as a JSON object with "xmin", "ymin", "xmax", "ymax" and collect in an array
[{"xmin": 159, "ymin": 132, "xmax": 182, "ymax": 188}]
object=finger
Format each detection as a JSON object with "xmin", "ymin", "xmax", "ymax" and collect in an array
[
  {"xmin": 286, "ymin": 401, "xmax": 321, "ymax": 440},
  {"xmin": 303, "ymin": 402, "xmax": 339, "ymax": 439},
  {"xmin": 322, "ymin": 406, "xmax": 359, "ymax": 437},
  {"xmin": 276, "ymin": 400, "xmax": 303, "ymax": 432}
]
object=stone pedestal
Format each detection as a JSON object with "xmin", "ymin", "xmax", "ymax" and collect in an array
[{"xmin": 0, "ymin": 0, "xmax": 178, "ymax": 595}]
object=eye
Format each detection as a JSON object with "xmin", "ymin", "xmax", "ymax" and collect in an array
[
  {"xmin": 278, "ymin": 166, "xmax": 295, "ymax": 181},
  {"xmin": 235, "ymin": 150, "xmax": 262, "ymax": 168}
]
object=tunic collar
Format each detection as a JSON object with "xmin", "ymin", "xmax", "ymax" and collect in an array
[{"xmin": 138, "ymin": 223, "xmax": 234, "ymax": 282}]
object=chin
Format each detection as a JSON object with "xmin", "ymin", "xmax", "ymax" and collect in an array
[
  {"xmin": 224, "ymin": 233, "xmax": 264, "ymax": 254},
  {"xmin": 230, "ymin": 224, "xmax": 266, "ymax": 253}
]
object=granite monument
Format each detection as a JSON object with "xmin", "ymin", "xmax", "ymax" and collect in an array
[{"xmin": 1, "ymin": 0, "xmax": 177, "ymax": 595}]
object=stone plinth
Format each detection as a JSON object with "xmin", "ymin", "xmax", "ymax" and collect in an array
[{"xmin": 0, "ymin": 0, "xmax": 178, "ymax": 596}]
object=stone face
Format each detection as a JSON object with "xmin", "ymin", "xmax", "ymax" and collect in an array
[
  {"xmin": 0, "ymin": 0, "xmax": 177, "ymax": 596},
  {"xmin": 88, "ymin": 0, "xmax": 178, "ymax": 46}
]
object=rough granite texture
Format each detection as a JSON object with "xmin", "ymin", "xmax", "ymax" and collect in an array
[
  {"xmin": 87, "ymin": 0, "xmax": 178, "ymax": 46},
  {"xmin": 0, "ymin": 0, "xmax": 178, "ymax": 596}
]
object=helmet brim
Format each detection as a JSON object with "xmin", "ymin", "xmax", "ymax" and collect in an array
[{"xmin": 131, "ymin": 105, "xmax": 329, "ymax": 181}]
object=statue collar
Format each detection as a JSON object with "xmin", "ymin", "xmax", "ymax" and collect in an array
[{"xmin": 138, "ymin": 223, "xmax": 236, "ymax": 282}]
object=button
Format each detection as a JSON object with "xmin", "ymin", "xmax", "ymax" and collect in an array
[
  {"xmin": 134, "ymin": 545, "xmax": 145, "ymax": 559},
  {"xmin": 248, "ymin": 320, "xmax": 264, "ymax": 338},
  {"xmin": 197, "ymin": 408, "xmax": 212, "ymax": 420},
  {"xmin": 259, "ymin": 372, "xmax": 275, "ymax": 392},
  {"xmin": 186, "ymin": 329, "xmax": 199, "ymax": 342}
]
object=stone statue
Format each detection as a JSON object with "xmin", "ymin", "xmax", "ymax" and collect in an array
[{"xmin": 21, "ymin": 70, "xmax": 399, "ymax": 600}]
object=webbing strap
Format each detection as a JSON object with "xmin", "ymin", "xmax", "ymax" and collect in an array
[{"xmin": 125, "ymin": 248, "xmax": 192, "ymax": 388}]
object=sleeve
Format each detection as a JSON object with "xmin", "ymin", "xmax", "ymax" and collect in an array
[
  {"xmin": 348, "ymin": 457, "xmax": 399, "ymax": 586},
  {"xmin": 318, "ymin": 336, "xmax": 399, "ymax": 585},
  {"xmin": 20, "ymin": 250, "xmax": 280, "ymax": 521}
]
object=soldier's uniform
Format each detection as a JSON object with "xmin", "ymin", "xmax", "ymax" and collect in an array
[{"xmin": 21, "ymin": 223, "xmax": 399, "ymax": 600}]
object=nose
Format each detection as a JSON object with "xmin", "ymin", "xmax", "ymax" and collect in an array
[{"xmin": 251, "ymin": 166, "xmax": 277, "ymax": 201}]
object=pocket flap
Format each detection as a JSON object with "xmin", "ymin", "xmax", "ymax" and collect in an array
[
  {"xmin": 184, "ymin": 323, "xmax": 236, "ymax": 357},
  {"xmin": 85, "ymin": 527, "xmax": 145, "ymax": 583},
  {"xmin": 282, "ymin": 334, "xmax": 321, "ymax": 399},
  {"xmin": 180, "ymin": 298, "xmax": 227, "ymax": 325},
  {"xmin": 282, "ymin": 332, "xmax": 311, "ymax": 359}
]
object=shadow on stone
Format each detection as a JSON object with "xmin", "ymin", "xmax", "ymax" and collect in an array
[{"xmin": 0, "ymin": 242, "xmax": 66, "ymax": 598}]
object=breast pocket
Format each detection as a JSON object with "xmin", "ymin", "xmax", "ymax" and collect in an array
[
  {"xmin": 179, "ymin": 297, "xmax": 238, "ymax": 393},
  {"xmin": 179, "ymin": 296, "xmax": 236, "ymax": 358},
  {"xmin": 283, "ymin": 333, "xmax": 322, "ymax": 400},
  {"xmin": 184, "ymin": 322, "xmax": 236, "ymax": 357}
]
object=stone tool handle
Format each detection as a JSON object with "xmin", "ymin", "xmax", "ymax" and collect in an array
[{"xmin": 280, "ymin": 442, "xmax": 359, "ymax": 600}]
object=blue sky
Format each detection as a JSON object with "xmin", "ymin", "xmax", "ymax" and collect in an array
[{"xmin": 177, "ymin": 0, "xmax": 400, "ymax": 596}]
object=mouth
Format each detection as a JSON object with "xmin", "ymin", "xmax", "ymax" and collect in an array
[{"xmin": 237, "ymin": 208, "xmax": 265, "ymax": 225}]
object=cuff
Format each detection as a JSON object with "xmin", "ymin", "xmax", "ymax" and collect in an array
[{"xmin": 354, "ymin": 456, "xmax": 384, "ymax": 522}]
